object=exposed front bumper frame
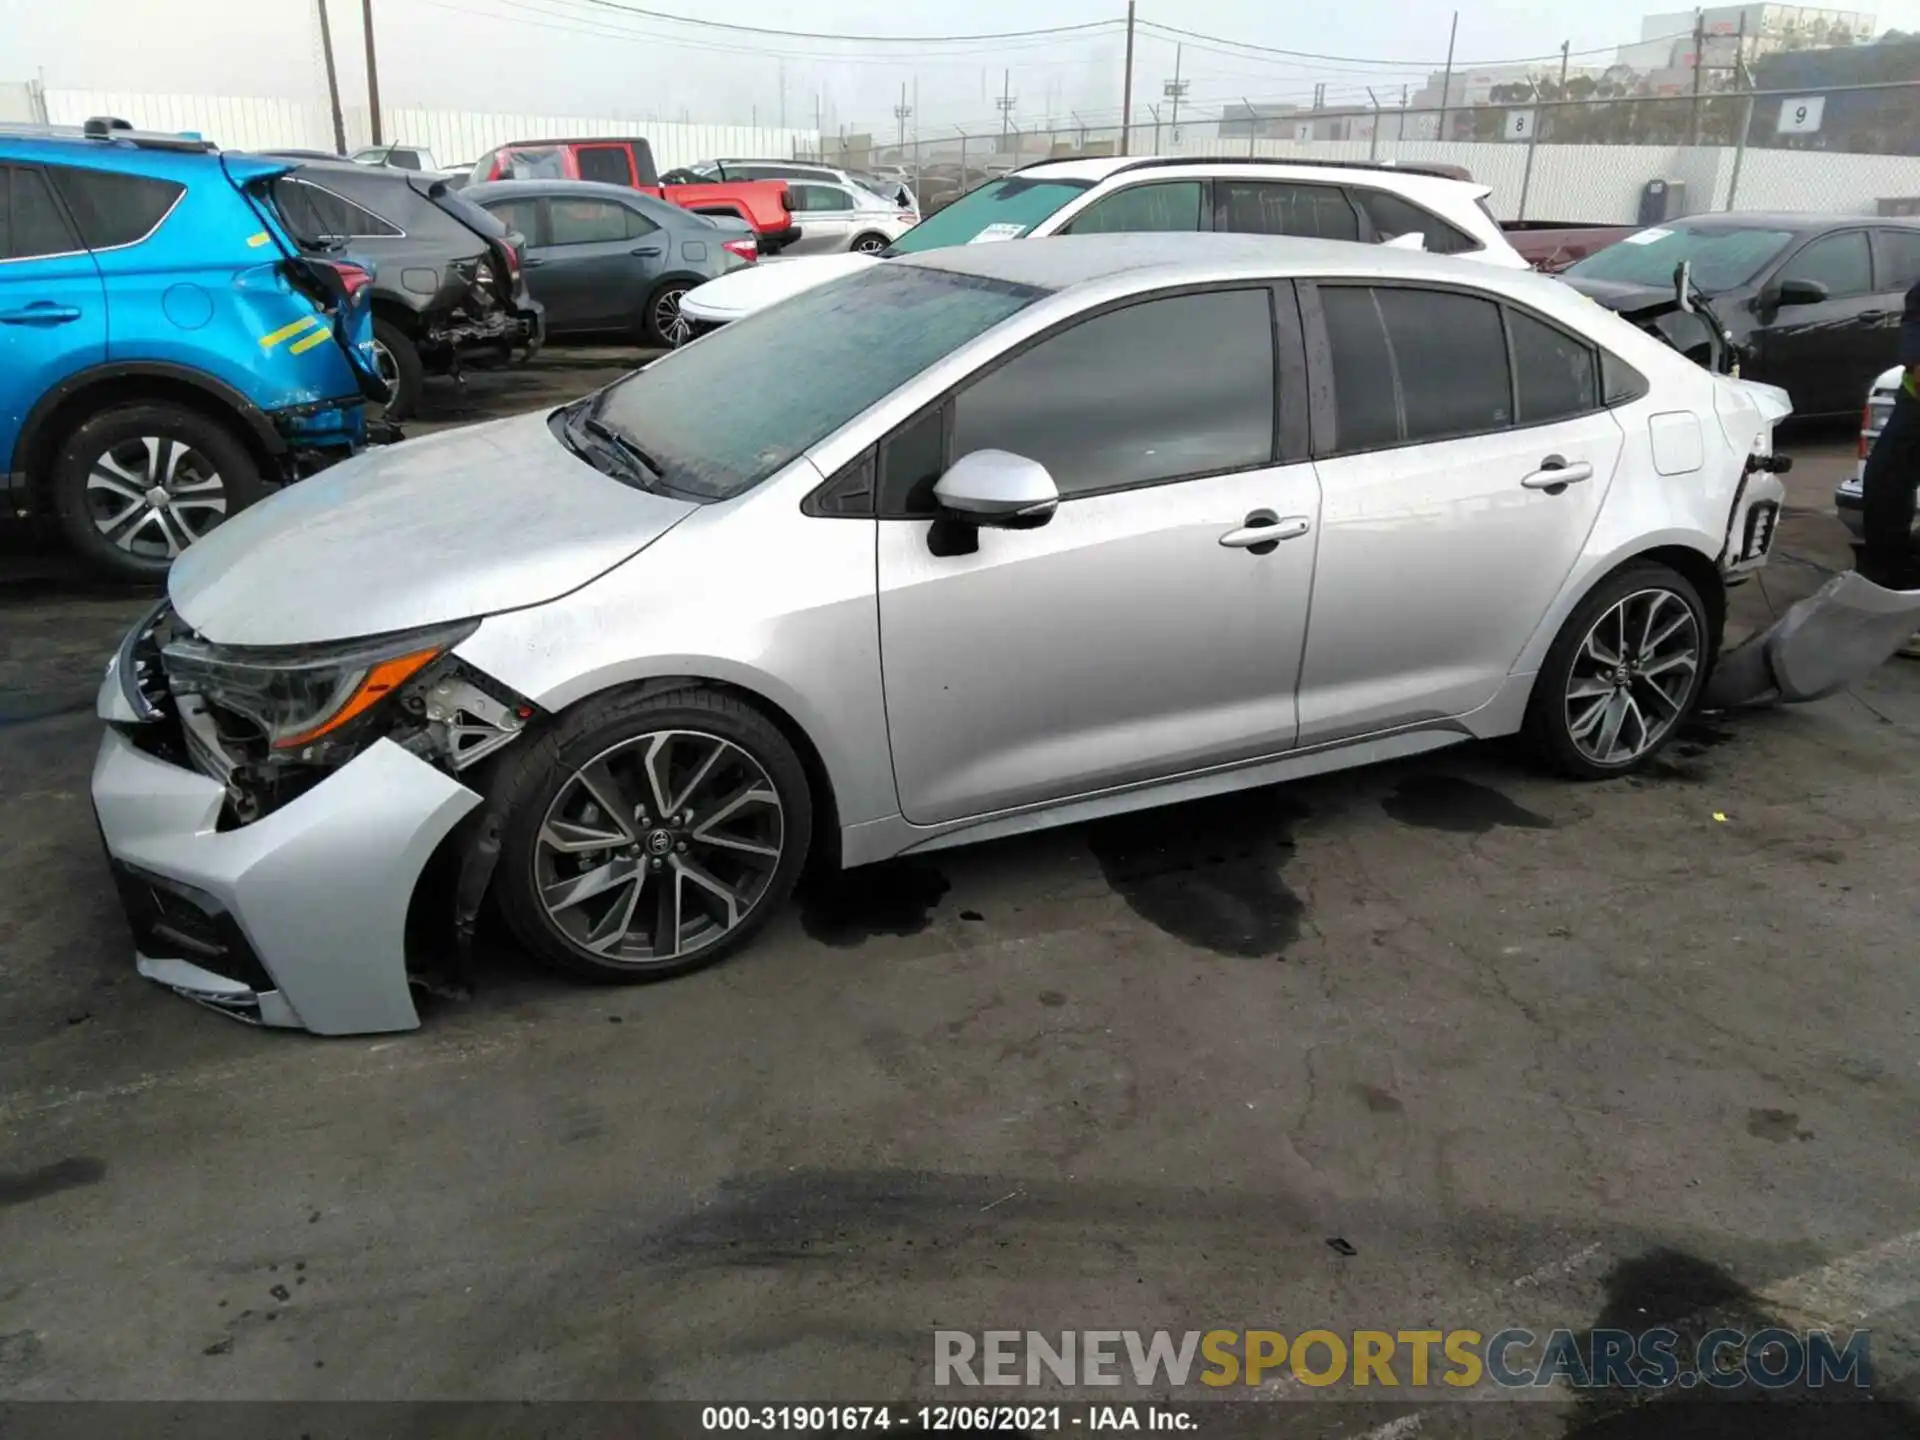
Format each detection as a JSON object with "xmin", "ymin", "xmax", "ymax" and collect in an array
[{"xmin": 91, "ymin": 718, "xmax": 480, "ymax": 1035}]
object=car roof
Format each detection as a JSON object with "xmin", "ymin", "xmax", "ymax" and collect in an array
[
  {"xmin": 468, "ymin": 177, "xmax": 655, "ymax": 201},
  {"xmin": 1664, "ymin": 210, "xmax": 1920, "ymax": 232},
  {"xmin": 899, "ymin": 229, "xmax": 1539, "ymax": 295},
  {"xmin": 1014, "ymin": 153, "xmax": 1483, "ymax": 196}
]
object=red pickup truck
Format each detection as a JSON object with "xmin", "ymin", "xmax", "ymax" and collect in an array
[{"xmin": 468, "ymin": 138, "xmax": 801, "ymax": 253}]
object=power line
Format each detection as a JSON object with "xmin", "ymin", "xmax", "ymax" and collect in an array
[
  {"xmin": 1135, "ymin": 17, "xmax": 1700, "ymax": 71},
  {"xmin": 539, "ymin": 0, "xmax": 1124, "ymax": 45}
]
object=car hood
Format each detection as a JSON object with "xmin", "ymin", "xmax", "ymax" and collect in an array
[
  {"xmin": 681, "ymin": 251, "xmax": 878, "ymax": 322},
  {"xmin": 168, "ymin": 410, "xmax": 698, "ymax": 646},
  {"xmin": 1559, "ymin": 275, "xmax": 1683, "ymax": 315}
]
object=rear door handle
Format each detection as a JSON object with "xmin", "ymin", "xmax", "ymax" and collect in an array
[
  {"xmin": 0, "ymin": 304, "xmax": 82, "ymax": 325},
  {"xmin": 1859, "ymin": 309, "xmax": 1890, "ymax": 323},
  {"xmin": 522, "ymin": 257, "xmax": 547, "ymax": 268},
  {"xmin": 1522, "ymin": 455, "xmax": 1594, "ymax": 491},
  {"xmin": 1220, "ymin": 512, "xmax": 1312, "ymax": 551},
  {"xmin": 630, "ymin": 245, "xmax": 665, "ymax": 257}
]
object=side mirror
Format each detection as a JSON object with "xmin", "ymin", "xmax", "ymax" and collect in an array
[
  {"xmin": 1381, "ymin": 231, "xmax": 1427, "ymax": 251},
  {"xmin": 927, "ymin": 450, "xmax": 1059, "ymax": 556},
  {"xmin": 1768, "ymin": 277, "xmax": 1830, "ymax": 307}
]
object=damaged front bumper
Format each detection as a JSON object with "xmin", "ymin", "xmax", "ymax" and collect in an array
[{"xmin": 92, "ymin": 671, "xmax": 481, "ymax": 1035}]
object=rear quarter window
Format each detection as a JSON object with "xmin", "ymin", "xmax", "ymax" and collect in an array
[
  {"xmin": 47, "ymin": 167, "xmax": 184, "ymax": 248},
  {"xmin": 1355, "ymin": 190, "xmax": 1477, "ymax": 255}
]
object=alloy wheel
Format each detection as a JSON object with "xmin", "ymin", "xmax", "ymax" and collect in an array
[
  {"xmin": 653, "ymin": 286, "xmax": 692, "ymax": 347},
  {"xmin": 533, "ymin": 729, "xmax": 785, "ymax": 965},
  {"xmin": 853, "ymin": 234, "xmax": 888, "ymax": 254},
  {"xmin": 1564, "ymin": 587, "xmax": 1700, "ymax": 766},
  {"xmin": 84, "ymin": 436, "xmax": 228, "ymax": 560},
  {"xmin": 370, "ymin": 338, "xmax": 400, "ymax": 390}
]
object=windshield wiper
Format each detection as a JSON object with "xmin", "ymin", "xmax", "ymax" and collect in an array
[
  {"xmin": 582, "ymin": 416, "xmax": 665, "ymax": 482},
  {"xmin": 560, "ymin": 401, "xmax": 665, "ymax": 490}
]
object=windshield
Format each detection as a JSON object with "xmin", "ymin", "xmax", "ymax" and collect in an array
[
  {"xmin": 1565, "ymin": 223, "xmax": 1796, "ymax": 292},
  {"xmin": 589, "ymin": 263, "xmax": 1044, "ymax": 500},
  {"xmin": 884, "ymin": 176, "xmax": 1094, "ymax": 256}
]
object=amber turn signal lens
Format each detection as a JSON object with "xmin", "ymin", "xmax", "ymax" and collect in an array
[{"xmin": 272, "ymin": 648, "xmax": 442, "ymax": 749}]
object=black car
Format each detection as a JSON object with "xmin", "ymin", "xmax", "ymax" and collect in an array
[
  {"xmin": 466, "ymin": 179, "xmax": 758, "ymax": 348},
  {"xmin": 258, "ymin": 157, "xmax": 544, "ymax": 420},
  {"xmin": 1560, "ymin": 212, "xmax": 1920, "ymax": 417}
]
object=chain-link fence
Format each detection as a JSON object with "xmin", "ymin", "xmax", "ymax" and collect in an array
[{"xmin": 805, "ymin": 80, "xmax": 1920, "ymax": 226}]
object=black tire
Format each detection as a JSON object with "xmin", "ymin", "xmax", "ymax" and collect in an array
[
  {"xmin": 850, "ymin": 232, "xmax": 890, "ymax": 254},
  {"xmin": 50, "ymin": 401, "xmax": 266, "ymax": 582},
  {"xmin": 493, "ymin": 685, "xmax": 813, "ymax": 983},
  {"xmin": 642, "ymin": 280, "xmax": 693, "ymax": 348},
  {"xmin": 371, "ymin": 316, "xmax": 424, "ymax": 421},
  {"xmin": 1525, "ymin": 561, "xmax": 1712, "ymax": 780}
]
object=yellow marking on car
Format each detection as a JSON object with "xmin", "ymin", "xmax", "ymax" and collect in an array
[
  {"xmin": 247, "ymin": 231, "xmax": 272, "ymax": 247},
  {"xmin": 260, "ymin": 315, "xmax": 320, "ymax": 350},
  {"xmin": 289, "ymin": 328, "xmax": 334, "ymax": 355}
]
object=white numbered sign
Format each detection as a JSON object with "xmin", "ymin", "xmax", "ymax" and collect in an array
[
  {"xmin": 1506, "ymin": 109, "xmax": 1536, "ymax": 140},
  {"xmin": 1777, "ymin": 97, "xmax": 1825, "ymax": 134}
]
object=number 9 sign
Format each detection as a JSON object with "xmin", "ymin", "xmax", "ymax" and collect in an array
[{"xmin": 1777, "ymin": 96, "xmax": 1825, "ymax": 134}]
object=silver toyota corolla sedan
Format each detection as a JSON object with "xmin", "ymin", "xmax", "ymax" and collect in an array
[{"xmin": 92, "ymin": 233, "xmax": 1791, "ymax": 1034}]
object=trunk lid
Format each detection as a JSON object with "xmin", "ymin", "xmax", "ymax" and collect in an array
[
  {"xmin": 167, "ymin": 411, "xmax": 697, "ymax": 646},
  {"xmin": 680, "ymin": 252, "xmax": 879, "ymax": 323}
]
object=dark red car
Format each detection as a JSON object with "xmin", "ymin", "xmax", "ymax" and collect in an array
[{"xmin": 468, "ymin": 138, "xmax": 801, "ymax": 253}]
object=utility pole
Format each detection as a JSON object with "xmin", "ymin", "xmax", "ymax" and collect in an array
[
  {"xmin": 1120, "ymin": 0, "xmax": 1137, "ymax": 155},
  {"xmin": 996, "ymin": 69, "xmax": 1016, "ymax": 146},
  {"xmin": 1558, "ymin": 38, "xmax": 1571, "ymax": 94},
  {"xmin": 1436, "ymin": 10, "xmax": 1458, "ymax": 142},
  {"xmin": 361, "ymin": 0, "xmax": 382, "ymax": 145},
  {"xmin": 1149, "ymin": 101, "xmax": 1161, "ymax": 156},
  {"xmin": 895, "ymin": 81, "xmax": 913, "ymax": 156},
  {"xmin": 779, "ymin": 59, "xmax": 787, "ymax": 130},
  {"xmin": 1163, "ymin": 44, "xmax": 1189, "ymax": 145},
  {"xmin": 1688, "ymin": 8, "xmax": 1705, "ymax": 144},
  {"xmin": 315, "ymin": 0, "xmax": 347, "ymax": 153}
]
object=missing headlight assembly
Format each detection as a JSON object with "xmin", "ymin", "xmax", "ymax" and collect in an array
[{"xmin": 148, "ymin": 615, "xmax": 534, "ymax": 827}]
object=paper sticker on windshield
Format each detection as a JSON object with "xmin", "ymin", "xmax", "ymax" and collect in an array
[
  {"xmin": 1622, "ymin": 227, "xmax": 1673, "ymax": 245},
  {"xmin": 969, "ymin": 223, "xmax": 1028, "ymax": 244}
]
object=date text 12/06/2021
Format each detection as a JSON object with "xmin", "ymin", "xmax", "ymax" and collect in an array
[{"xmin": 701, "ymin": 1405, "xmax": 1193, "ymax": 1431}]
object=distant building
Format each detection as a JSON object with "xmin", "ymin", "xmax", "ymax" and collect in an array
[{"xmin": 1619, "ymin": 4, "xmax": 1876, "ymax": 72}]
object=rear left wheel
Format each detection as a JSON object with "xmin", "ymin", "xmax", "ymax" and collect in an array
[
  {"xmin": 851, "ymin": 232, "xmax": 890, "ymax": 254},
  {"xmin": 494, "ymin": 686, "xmax": 812, "ymax": 983},
  {"xmin": 1526, "ymin": 562, "xmax": 1710, "ymax": 779}
]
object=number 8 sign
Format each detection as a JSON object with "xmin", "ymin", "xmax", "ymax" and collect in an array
[
  {"xmin": 1777, "ymin": 96, "xmax": 1825, "ymax": 134},
  {"xmin": 1505, "ymin": 109, "xmax": 1535, "ymax": 140}
]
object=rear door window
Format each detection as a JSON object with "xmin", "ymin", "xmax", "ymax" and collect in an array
[
  {"xmin": 576, "ymin": 145, "xmax": 634, "ymax": 185},
  {"xmin": 46, "ymin": 166, "xmax": 184, "ymax": 248},
  {"xmin": 1220, "ymin": 181, "xmax": 1357, "ymax": 241},
  {"xmin": 1066, "ymin": 181, "xmax": 1204, "ymax": 235},
  {"xmin": 1506, "ymin": 309, "xmax": 1598, "ymax": 424},
  {"xmin": 548, "ymin": 198, "xmax": 646, "ymax": 245},
  {"xmin": 1872, "ymin": 229, "xmax": 1920, "ymax": 292},
  {"xmin": 1321, "ymin": 285, "xmax": 1513, "ymax": 452},
  {"xmin": 2, "ymin": 165, "xmax": 80, "ymax": 259}
]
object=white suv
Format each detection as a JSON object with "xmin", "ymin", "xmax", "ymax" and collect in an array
[{"xmin": 682, "ymin": 154, "xmax": 1526, "ymax": 330}]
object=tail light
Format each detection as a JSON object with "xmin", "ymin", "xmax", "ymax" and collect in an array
[
  {"xmin": 324, "ymin": 261, "xmax": 373, "ymax": 299},
  {"xmin": 722, "ymin": 238, "xmax": 758, "ymax": 263},
  {"xmin": 1860, "ymin": 402, "xmax": 1874, "ymax": 459},
  {"xmin": 501, "ymin": 241, "xmax": 521, "ymax": 282}
]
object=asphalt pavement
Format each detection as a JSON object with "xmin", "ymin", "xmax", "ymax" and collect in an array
[{"xmin": 1, "ymin": 359, "xmax": 1916, "ymax": 1436}]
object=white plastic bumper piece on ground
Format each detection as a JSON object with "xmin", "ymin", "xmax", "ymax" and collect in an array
[
  {"xmin": 91, "ymin": 728, "xmax": 481, "ymax": 1035},
  {"xmin": 1703, "ymin": 571, "xmax": 1920, "ymax": 709}
]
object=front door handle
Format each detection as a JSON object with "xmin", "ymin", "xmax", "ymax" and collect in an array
[
  {"xmin": 0, "ymin": 304, "xmax": 82, "ymax": 326},
  {"xmin": 1220, "ymin": 511, "xmax": 1312, "ymax": 553},
  {"xmin": 1521, "ymin": 455, "xmax": 1594, "ymax": 491},
  {"xmin": 1859, "ymin": 309, "xmax": 1890, "ymax": 324}
]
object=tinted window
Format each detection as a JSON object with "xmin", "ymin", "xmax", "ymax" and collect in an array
[
  {"xmin": 887, "ymin": 176, "xmax": 1093, "ymax": 254},
  {"xmin": 1780, "ymin": 231, "xmax": 1871, "ymax": 297},
  {"xmin": 593, "ymin": 264, "xmax": 1040, "ymax": 500},
  {"xmin": 501, "ymin": 147, "xmax": 568, "ymax": 180},
  {"xmin": 575, "ymin": 146, "xmax": 633, "ymax": 185},
  {"xmin": 1322, "ymin": 286, "xmax": 1511, "ymax": 451},
  {"xmin": 1508, "ymin": 309, "xmax": 1597, "ymax": 424},
  {"xmin": 952, "ymin": 289, "xmax": 1274, "ymax": 498},
  {"xmin": 1067, "ymin": 181, "xmax": 1204, "ymax": 235},
  {"xmin": 1565, "ymin": 224, "xmax": 1794, "ymax": 291},
  {"xmin": 549, "ymin": 198, "xmax": 649, "ymax": 244},
  {"xmin": 47, "ymin": 167, "xmax": 183, "ymax": 248},
  {"xmin": 1354, "ymin": 190, "xmax": 1475, "ymax": 255},
  {"xmin": 879, "ymin": 406, "xmax": 948, "ymax": 515},
  {"xmin": 792, "ymin": 184, "xmax": 854, "ymax": 213},
  {"xmin": 1602, "ymin": 350, "xmax": 1649, "ymax": 406},
  {"xmin": 273, "ymin": 178, "xmax": 402, "ymax": 240},
  {"xmin": 482, "ymin": 196, "xmax": 541, "ymax": 242},
  {"xmin": 1221, "ymin": 181, "xmax": 1356, "ymax": 241},
  {"xmin": 2, "ymin": 166, "xmax": 78, "ymax": 260},
  {"xmin": 1874, "ymin": 229, "xmax": 1920, "ymax": 291}
]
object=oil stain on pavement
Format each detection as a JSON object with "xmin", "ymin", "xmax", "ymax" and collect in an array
[
  {"xmin": 797, "ymin": 859, "xmax": 952, "ymax": 947},
  {"xmin": 1382, "ymin": 774, "xmax": 1555, "ymax": 833},
  {"xmin": 0, "ymin": 1157, "xmax": 105, "ymax": 1208},
  {"xmin": 1083, "ymin": 789, "xmax": 1309, "ymax": 958}
]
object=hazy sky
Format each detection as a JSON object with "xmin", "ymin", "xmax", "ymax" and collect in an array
[{"xmin": 8, "ymin": 0, "xmax": 1920, "ymax": 137}]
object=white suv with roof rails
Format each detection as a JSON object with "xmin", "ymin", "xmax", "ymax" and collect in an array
[{"xmin": 681, "ymin": 154, "xmax": 1526, "ymax": 331}]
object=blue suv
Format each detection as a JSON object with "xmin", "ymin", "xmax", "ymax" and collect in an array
[{"xmin": 1, "ymin": 119, "xmax": 385, "ymax": 579}]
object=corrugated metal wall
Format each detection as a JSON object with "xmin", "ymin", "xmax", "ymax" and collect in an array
[{"xmin": 41, "ymin": 90, "xmax": 817, "ymax": 172}]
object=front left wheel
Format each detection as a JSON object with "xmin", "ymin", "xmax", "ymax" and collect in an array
[
  {"xmin": 494, "ymin": 686, "xmax": 812, "ymax": 983},
  {"xmin": 643, "ymin": 282, "xmax": 693, "ymax": 348}
]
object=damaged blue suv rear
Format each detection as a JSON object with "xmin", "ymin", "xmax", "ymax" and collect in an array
[{"xmin": 1, "ymin": 119, "xmax": 386, "ymax": 579}]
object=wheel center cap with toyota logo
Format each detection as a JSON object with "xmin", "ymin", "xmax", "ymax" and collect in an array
[{"xmin": 645, "ymin": 829, "xmax": 676, "ymax": 857}]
